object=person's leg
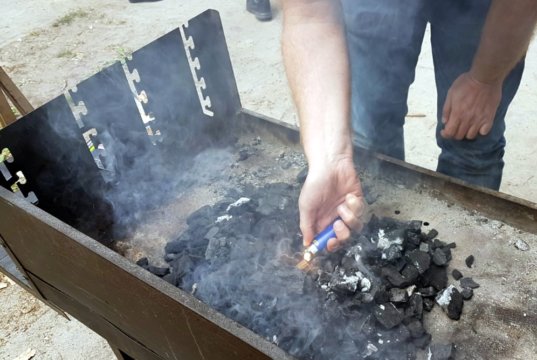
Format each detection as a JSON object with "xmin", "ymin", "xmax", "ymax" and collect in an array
[
  {"xmin": 430, "ymin": 0, "xmax": 524, "ymax": 190},
  {"xmin": 342, "ymin": 0, "xmax": 428, "ymax": 160}
]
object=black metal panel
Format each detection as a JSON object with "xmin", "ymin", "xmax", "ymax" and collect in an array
[
  {"xmin": 69, "ymin": 62, "xmax": 154, "ymax": 176},
  {"xmin": 183, "ymin": 9, "xmax": 242, "ymax": 120},
  {"xmin": 0, "ymin": 96, "xmax": 113, "ymax": 243},
  {"xmin": 125, "ymin": 29, "xmax": 208, "ymax": 156}
]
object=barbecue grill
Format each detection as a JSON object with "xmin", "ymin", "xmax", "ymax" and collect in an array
[{"xmin": 1, "ymin": 10, "xmax": 536, "ymax": 360}]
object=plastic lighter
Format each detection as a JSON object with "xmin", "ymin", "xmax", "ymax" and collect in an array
[{"xmin": 297, "ymin": 218, "xmax": 341, "ymax": 269}]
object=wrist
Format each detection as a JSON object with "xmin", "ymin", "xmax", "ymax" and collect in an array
[
  {"xmin": 468, "ymin": 66, "xmax": 504, "ymax": 87},
  {"xmin": 306, "ymin": 149, "xmax": 354, "ymax": 177}
]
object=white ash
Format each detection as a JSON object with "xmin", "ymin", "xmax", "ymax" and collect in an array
[
  {"xmin": 361, "ymin": 277, "xmax": 372, "ymax": 292},
  {"xmin": 436, "ymin": 285, "xmax": 455, "ymax": 306},
  {"xmin": 226, "ymin": 197, "xmax": 250, "ymax": 212},
  {"xmin": 364, "ymin": 343, "xmax": 378, "ymax": 357},
  {"xmin": 427, "ymin": 346, "xmax": 432, "ymax": 360},
  {"xmin": 406, "ymin": 285, "xmax": 417, "ymax": 296},
  {"xmin": 376, "ymin": 229, "xmax": 403, "ymax": 250},
  {"xmin": 215, "ymin": 214, "xmax": 233, "ymax": 223}
]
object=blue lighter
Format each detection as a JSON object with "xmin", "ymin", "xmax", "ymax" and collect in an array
[{"xmin": 297, "ymin": 218, "xmax": 340, "ymax": 269}]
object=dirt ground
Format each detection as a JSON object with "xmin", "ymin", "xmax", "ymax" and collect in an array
[{"xmin": 1, "ymin": 0, "xmax": 536, "ymax": 359}]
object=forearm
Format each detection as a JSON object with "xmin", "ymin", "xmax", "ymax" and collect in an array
[
  {"xmin": 471, "ymin": 0, "xmax": 537, "ymax": 84},
  {"xmin": 282, "ymin": 0, "xmax": 352, "ymax": 173}
]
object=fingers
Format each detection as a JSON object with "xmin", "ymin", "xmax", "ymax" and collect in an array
[
  {"xmin": 327, "ymin": 219, "xmax": 350, "ymax": 252},
  {"xmin": 337, "ymin": 194, "xmax": 365, "ymax": 232},
  {"xmin": 441, "ymin": 108, "xmax": 461, "ymax": 139},
  {"xmin": 466, "ymin": 124, "xmax": 479, "ymax": 140},
  {"xmin": 479, "ymin": 121, "xmax": 493, "ymax": 136}
]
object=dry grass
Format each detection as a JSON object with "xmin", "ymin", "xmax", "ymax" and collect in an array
[
  {"xmin": 56, "ymin": 49, "xmax": 76, "ymax": 58},
  {"xmin": 52, "ymin": 9, "xmax": 89, "ymax": 27}
]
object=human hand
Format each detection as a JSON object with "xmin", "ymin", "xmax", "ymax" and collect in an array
[
  {"xmin": 298, "ymin": 156, "xmax": 366, "ymax": 252},
  {"xmin": 441, "ymin": 72, "xmax": 502, "ymax": 140}
]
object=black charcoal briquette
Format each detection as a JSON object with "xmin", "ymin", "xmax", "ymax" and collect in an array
[{"xmin": 465, "ymin": 255, "xmax": 475, "ymax": 268}]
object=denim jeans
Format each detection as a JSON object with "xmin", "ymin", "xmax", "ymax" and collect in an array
[{"xmin": 341, "ymin": 0, "xmax": 524, "ymax": 190}]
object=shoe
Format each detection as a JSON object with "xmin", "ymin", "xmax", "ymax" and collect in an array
[{"xmin": 246, "ymin": 0, "xmax": 272, "ymax": 21}]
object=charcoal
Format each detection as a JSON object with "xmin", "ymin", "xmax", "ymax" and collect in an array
[
  {"xmin": 164, "ymin": 253, "xmax": 178, "ymax": 262},
  {"xmin": 405, "ymin": 250, "xmax": 431, "ymax": 274},
  {"xmin": 429, "ymin": 343, "xmax": 456, "ymax": 360},
  {"xmin": 170, "ymin": 254, "xmax": 194, "ymax": 279},
  {"xmin": 432, "ymin": 248, "xmax": 449, "ymax": 266},
  {"xmin": 401, "ymin": 264, "xmax": 419, "ymax": 284},
  {"xmin": 204, "ymin": 226, "xmax": 219, "ymax": 240},
  {"xmin": 407, "ymin": 220, "xmax": 422, "ymax": 233},
  {"xmin": 460, "ymin": 277, "xmax": 480, "ymax": 289},
  {"xmin": 165, "ymin": 240, "xmax": 188, "ymax": 255},
  {"xmin": 361, "ymin": 293, "xmax": 374, "ymax": 303},
  {"xmin": 136, "ymin": 257, "xmax": 149, "ymax": 268},
  {"xmin": 446, "ymin": 242, "xmax": 457, "ymax": 249},
  {"xmin": 205, "ymin": 237, "xmax": 229, "ymax": 262},
  {"xmin": 413, "ymin": 332, "xmax": 432, "ymax": 349},
  {"xmin": 374, "ymin": 288, "xmax": 391, "ymax": 304},
  {"xmin": 379, "ymin": 324, "xmax": 411, "ymax": 344},
  {"xmin": 231, "ymin": 212, "xmax": 256, "ymax": 234},
  {"xmin": 162, "ymin": 272, "xmax": 180, "ymax": 286},
  {"xmin": 381, "ymin": 265, "xmax": 408, "ymax": 288},
  {"xmin": 323, "ymin": 259, "xmax": 337, "ymax": 273},
  {"xmin": 421, "ymin": 265, "xmax": 448, "ymax": 291},
  {"xmin": 317, "ymin": 271, "xmax": 331, "ymax": 288},
  {"xmin": 404, "ymin": 232, "xmax": 422, "ymax": 251},
  {"xmin": 238, "ymin": 148, "xmax": 249, "ymax": 161},
  {"xmin": 419, "ymin": 242, "xmax": 430, "ymax": 253},
  {"xmin": 432, "ymin": 239, "xmax": 447, "ymax": 250},
  {"xmin": 465, "ymin": 255, "xmax": 475, "ymax": 268},
  {"xmin": 186, "ymin": 205, "xmax": 213, "ymax": 227},
  {"xmin": 461, "ymin": 288, "xmax": 473, "ymax": 300},
  {"xmin": 406, "ymin": 320, "xmax": 425, "ymax": 338},
  {"xmin": 436, "ymin": 286, "xmax": 464, "ymax": 320},
  {"xmin": 373, "ymin": 303, "xmax": 405, "ymax": 329},
  {"xmin": 161, "ymin": 180, "xmax": 469, "ymax": 360},
  {"xmin": 341, "ymin": 256, "xmax": 359, "ymax": 271},
  {"xmin": 383, "ymin": 244, "xmax": 403, "ymax": 261},
  {"xmin": 389, "ymin": 288, "xmax": 409, "ymax": 303},
  {"xmin": 393, "ymin": 257, "xmax": 407, "ymax": 272},
  {"xmin": 328, "ymin": 267, "xmax": 364, "ymax": 294},
  {"xmin": 419, "ymin": 286, "xmax": 436, "ymax": 297},
  {"xmin": 147, "ymin": 265, "xmax": 169, "ymax": 277},
  {"xmin": 423, "ymin": 298, "xmax": 435, "ymax": 312},
  {"xmin": 452, "ymin": 269, "xmax": 463, "ymax": 280},
  {"xmin": 405, "ymin": 294, "xmax": 423, "ymax": 320},
  {"xmin": 426, "ymin": 229, "xmax": 439, "ymax": 240}
]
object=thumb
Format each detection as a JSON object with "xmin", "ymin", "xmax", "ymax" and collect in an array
[{"xmin": 300, "ymin": 214, "xmax": 316, "ymax": 247}]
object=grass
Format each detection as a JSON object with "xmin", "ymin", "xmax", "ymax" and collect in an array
[
  {"xmin": 115, "ymin": 46, "xmax": 132, "ymax": 60},
  {"xmin": 57, "ymin": 49, "xmax": 76, "ymax": 58},
  {"xmin": 52, "ymin": 9, "xmax": 89, "ymax": 27}
]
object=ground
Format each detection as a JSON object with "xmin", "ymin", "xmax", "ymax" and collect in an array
[{"xmin": 0, "ymin": 0, "xmax": 536, "ymax": 358}]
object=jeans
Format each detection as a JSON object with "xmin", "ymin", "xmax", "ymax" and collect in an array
[{"xmin": 341, "ymin": 0, "xmax": 524, "ymax": 190}]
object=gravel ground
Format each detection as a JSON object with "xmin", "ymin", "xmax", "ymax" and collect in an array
[{"xmin": 1, "ymin": 0, "xmax": 536, "ymax": 358}]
